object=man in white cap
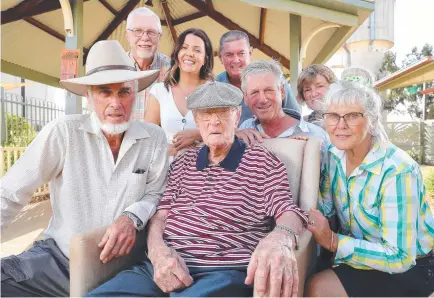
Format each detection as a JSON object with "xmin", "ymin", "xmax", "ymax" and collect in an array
[
  {"xmin": 87, "ymin": 82, "xmax": 307, "ymax": 297},
  {"xmin": 0, "ymin": 40, "xmax": 169, "ymax": 297}
]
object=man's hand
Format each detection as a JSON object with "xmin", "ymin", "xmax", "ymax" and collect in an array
[
  {"xmin": 148, "ymin": 246, "xmax": 194, "ymax": 293},
  {"xmin": 98, "ymin": 216, "xmax": 136, "ymax": 263},
  {"xmin": 173, "ymin": 130, "xmax": 200, "ymax": 151},
  {"xmin": 236, "ymin": 129, "xmax": 270, "ymax": 145},
  {"xmin": 245, "ymin": 231, "xmax": 299, "ymax": 297}
]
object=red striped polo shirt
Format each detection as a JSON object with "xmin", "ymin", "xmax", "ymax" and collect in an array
[{"xmin": 157, "ymin": 138, "xmax": 308, "ymax": 267}]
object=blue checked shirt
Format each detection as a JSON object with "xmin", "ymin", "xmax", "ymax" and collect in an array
[{"xmin": 319, "ymin": 141, "xmax": 434, "ymax": 273}]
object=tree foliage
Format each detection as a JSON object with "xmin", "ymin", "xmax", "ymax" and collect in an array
[
  {"xmin": 5, "ymin": 113, "xmax": 36, "ymax": 147},
  {"xmin": 379, "ymin": 43, "xmax": 434, "ymax": 119}
]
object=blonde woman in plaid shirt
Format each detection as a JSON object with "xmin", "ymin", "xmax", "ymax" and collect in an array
[{"xmin": 305, "ymin": 81, "xmax": 434, "ymax": 297}]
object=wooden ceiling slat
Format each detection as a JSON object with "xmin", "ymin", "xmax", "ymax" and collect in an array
[{"xmin": 184, "ymin": 0, "xmax": 290, "ymax": 69}]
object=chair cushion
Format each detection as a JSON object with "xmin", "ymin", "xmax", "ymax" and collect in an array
[{"xmin": 261, "ymin": 139, "xmax": 306, "ymax": 205}]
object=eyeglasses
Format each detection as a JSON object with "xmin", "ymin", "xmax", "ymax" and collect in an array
[
  {"xmin": 322, "ymin": 112, "xmax": 365, "ymax": 126},
  {"xmin": 195, "ymin": 109, "xmax": 234, "ymax": 121},
  {"xmin": 127, "ymin": 28, "xmax": 159, "ymax": 38}
]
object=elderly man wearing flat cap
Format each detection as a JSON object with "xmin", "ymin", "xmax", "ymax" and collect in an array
[
  {"xmin": 87, "ymin": 81, "xmax": 308, "ymax": 297},
  {"xmin": 0, "ymin": 40, "xmax": 169, "ymax": 297}
]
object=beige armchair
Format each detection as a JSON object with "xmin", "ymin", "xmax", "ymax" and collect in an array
[{"xmin": 69, "ymin": 138, "xmax": 321, "ymax": 297}]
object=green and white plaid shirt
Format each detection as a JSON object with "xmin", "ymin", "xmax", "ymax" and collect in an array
[{"xmin": 319, "ymin": 141, "xmax": 434, "ymax": 273}]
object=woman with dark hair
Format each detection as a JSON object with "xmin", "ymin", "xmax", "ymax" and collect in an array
[{"xmin": 144, "ymin": 28, "xmax": 214, "ymax": 156}]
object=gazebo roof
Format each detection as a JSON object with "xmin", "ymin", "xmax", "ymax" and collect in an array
[
  {"xmin": 1, "ymin": 0, "xmax": 374, "ymax": 88},
  {"xmin": 375, "ymin": 56, "xmax": 434, "ymax": 91}
]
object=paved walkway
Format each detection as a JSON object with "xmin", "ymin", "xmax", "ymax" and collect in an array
[{"xmin": 1, "ymin": 201, "xmax": 51, "ymax": 257}]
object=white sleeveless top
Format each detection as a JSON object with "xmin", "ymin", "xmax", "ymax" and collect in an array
[{"xmin": 149, "ymin": 82, "xmax": 196, "ymax": 144}]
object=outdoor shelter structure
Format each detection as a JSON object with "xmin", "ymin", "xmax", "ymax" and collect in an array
[
  {"xmin": 1, "ymin": 0, "xmax": 374, "ymax": 113},
  {"xmin": 375, "ymin": 56, "xmax": 434, "ymax": 120}
]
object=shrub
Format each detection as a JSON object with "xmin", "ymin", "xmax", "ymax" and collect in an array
[{"xmin": 5, "ymin": 113, "xmax": 36, "ymax": 147}]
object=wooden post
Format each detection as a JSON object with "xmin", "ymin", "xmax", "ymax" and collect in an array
[
  {"xmin": 290, "ymin": 14, "xmax": 301, "ymax": 95},
  {"xmin": 65, "ymin": 0, "xmax": 83, "ymax": 115}
]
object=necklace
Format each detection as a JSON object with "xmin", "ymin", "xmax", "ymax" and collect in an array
[{"xmin": 176, "ymin": 85, "xmax": 193, "ymax": 100}]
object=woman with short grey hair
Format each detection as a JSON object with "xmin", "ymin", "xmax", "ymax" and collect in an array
[{"xmin": 305, "ymin": 81, "xmax": 434, "ymax": 297}]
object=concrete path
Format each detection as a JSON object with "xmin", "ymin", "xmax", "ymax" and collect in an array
[{"xmin": 1, "ymin": 200, "xmax": 51, "ymax": 257}]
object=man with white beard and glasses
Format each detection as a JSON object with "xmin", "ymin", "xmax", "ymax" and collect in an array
[{"xmin": 0, "ymin": 40, "xmax": 169, "ymax": 297}]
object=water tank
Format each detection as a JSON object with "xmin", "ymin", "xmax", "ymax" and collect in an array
[{"xmin": 328, "ymin": 0, "xmax": 395, "ymax": 79}]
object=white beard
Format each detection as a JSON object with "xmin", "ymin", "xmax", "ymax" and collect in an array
[{"xmin": 92, "ymin": 112, "xmax": 131, "ymax": 135}]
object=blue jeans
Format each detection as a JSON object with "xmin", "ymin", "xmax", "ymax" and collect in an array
[
  {"xmin": 87, "ymin": 258, "xmax": 253, "ymax": 297},
  {"xmin": 1, "ymin": 239, "xmax": 70, "ymax": 297}
]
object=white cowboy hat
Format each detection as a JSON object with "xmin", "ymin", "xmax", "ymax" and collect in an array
[{"xmin": 60, "ymin": 40, "xmax": 159, "ymax": 96}]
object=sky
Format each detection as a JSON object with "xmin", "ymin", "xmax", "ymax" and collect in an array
[{"xmin": 392, "ymin": 0, "xmax": 434, "ymax": 64}]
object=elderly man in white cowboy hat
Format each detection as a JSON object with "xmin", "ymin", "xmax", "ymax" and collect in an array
[
  {"xmin": 0, "ymin": 40, "xmax": 169, "ymax": 297},
  {"xmin": 86, "ymin": 82, "xmax": 307, "ymax": 297}
]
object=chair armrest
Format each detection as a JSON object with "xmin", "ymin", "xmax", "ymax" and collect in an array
[
  {"xmin": 69, "ymin": 226, "xmax": 146, "ymax": 297},
  {"xmin": 252, "ymin": 229, "xmax": 316, "ymax": 297}
]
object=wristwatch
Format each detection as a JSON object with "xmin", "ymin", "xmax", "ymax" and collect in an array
[
  {"xmin": 121, "ymin": 211, "xmax": 144, "ymax": 231},
  {"xmin": 275, "ymin": 224, "xmax": 299, "ymax": 250}
]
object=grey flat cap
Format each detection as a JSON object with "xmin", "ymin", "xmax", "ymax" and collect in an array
[{"xmin": 187, "ymin": 81, "xmax": 243, "ymax": 110}]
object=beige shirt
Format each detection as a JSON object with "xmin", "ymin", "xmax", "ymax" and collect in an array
[{"xmin": 0, "ymin": 113, "xmax": 169, "ymax": 257}]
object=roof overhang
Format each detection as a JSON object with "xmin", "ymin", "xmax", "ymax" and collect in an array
[
  {"xmin": 1, "ymin": 0, "xmax": 374, "ymax": 87},
  {"xmin": 375, "ymin": 56, "xmax": 434, "ymax": 91}
]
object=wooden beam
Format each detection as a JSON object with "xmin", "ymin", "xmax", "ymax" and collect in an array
[
  {"xmin": 242, "ymin": 0, "xmax": 359, "ymax": 27},
  {"xmin": 184, "ymin": 0, "xmax": 290, "ymax": 69},
  {"xmin": 259, "ymin": 8, "xmax": 267, "ymax": 45},
  {"xmin": 161, "ymin": 0, "xmax": 177, "ymax": 44},
  {"xmin": 312, "ymin": 26, "xmax": 354, "ymax": 65},
  {"xmin": 98, "ymin": 0, "xmax": 118, "ymax": 15},
  {"xmin": 145, "ymin": 0, "xmax": 153, "ymax": 6},
  {"xmin": 24, "ymin": 17, "xmax": 64, "ymax": 41},
  {"xmin": 1, "ymin": 60, "xmax": 60, "ymax": 88},
  {"xmin": 1, "ymin": 0, "xmax": 89, "ymax": 25},
  {"xmin": 23, "ymin": 17, "xmax": 89, "ymax": 54},
  {"xmin": 206, "ymin": 0, "xmax": 214, "ymax": 10},
  {"xmin": 172, "ymin": 12, "xmax": 206, "ymax": 26},
  {"xmin": 84, "ymin": 0, "xmax": 140, "ymax": 63}
]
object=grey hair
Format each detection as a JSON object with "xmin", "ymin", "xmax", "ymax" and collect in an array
[
  {"xmin": 240, "ymin": 60, "xmax": 283, "ymax": 93},
  {"xmin": 126, "ymin": 7, "xmax": 162, "ymax": 33},
  {"xmin": 218, "ymin": 30, "xmax": 250, "ymax": 53},
  {"xmin": 324, "ymin": 80, "xmax": 388, "ymax": 142}
]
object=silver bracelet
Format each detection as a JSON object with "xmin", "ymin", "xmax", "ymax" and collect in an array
[{"xmin": 275, "ymin": 225, "xmax": 299, "ymax": 250}]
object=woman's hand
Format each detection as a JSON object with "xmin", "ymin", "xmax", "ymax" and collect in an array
[
  {"xmin": 172, "ymin": 129, "xmax": 201, "ymax": 151},
  {"xmin": 307, "ymin": 208, "xmax": 337, "ymax": 253}
]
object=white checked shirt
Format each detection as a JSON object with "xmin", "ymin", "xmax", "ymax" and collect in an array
[{"xmin": 0, "ymin": 113, "xmax": 169, "ymax": 257}]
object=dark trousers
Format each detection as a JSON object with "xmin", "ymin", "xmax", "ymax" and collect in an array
[
  {"xmin": 1, "ymin": 239, "xmax": 70, "ymax": 297},
  {"xmin": 87, "ymin": 257, "xmax": 253, "ymax": 297}
]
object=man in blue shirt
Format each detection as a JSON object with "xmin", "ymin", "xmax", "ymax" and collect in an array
[{"xmin": 216, "ymin": 30, "xmax": 300, "ymax": 125}]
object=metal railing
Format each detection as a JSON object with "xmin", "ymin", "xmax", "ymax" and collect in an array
[
  {"xmin": 1, "ymin": 92, "xmax": 65, "ymax": 146},
  {"xmin": 385, "ymin": 120, "xmax": 434, "ymax": 165}
]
